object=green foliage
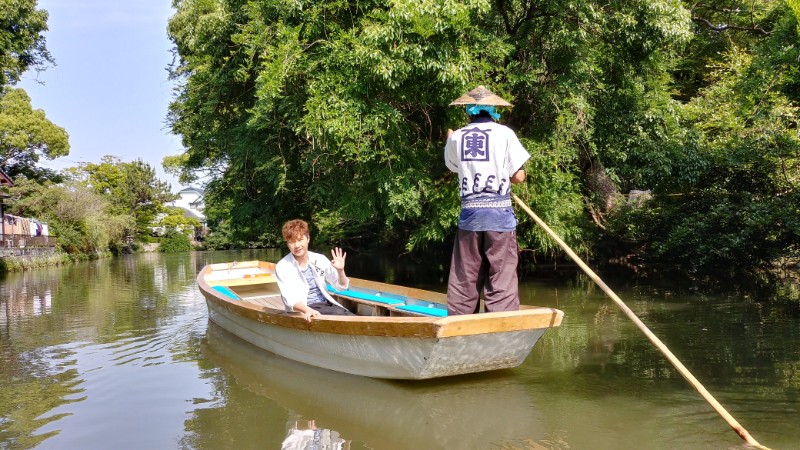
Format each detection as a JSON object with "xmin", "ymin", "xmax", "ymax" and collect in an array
[
  {"xmin": 791, "ymin": 0, "xmax": 800, "ymax": 34},
  {"xmin": 0, "ymin": 253, "xmax": 71, "ymax": 273},
  {"xmin": 200, "ymin": 218, "xmax": 235, "ymax": 250},
  {"xmin": 0, "ymin": 0, "xmax": 53, "ymax": 87},
  {"xmin": 6, "ymin": 157, "xmax": 180, "ymax": 255},
  {"xmin": 603, "ymin": 2, "xmax": 800, "ymax": 272},
  {"xmin": 158, "ymin": 206, "xmax": 201, "ymax": 231},
  {"xmin": 159, "ymin": 229, "xmax": 193, "ymax": 253},
  {"xmin": 7, "ymin": 177, "xmax": 133, "ymax": 255},
  {"xmin": 0, "ymin": 87, "xmax": 69, "ymax": 180},
  {"xmin": 76, "ymin": 156, "xmax": 177, "ymax": 239},
  {"xmin": 167, "ymin": 0, "xmax": 692, "ymax": 254},
  {"xmin": 671, "ymin": 1, "xmax": 777, "ymax": 101},
  {"xmin": 0, "ymin": 4, "xmax": 67, "ymax": 182},
  {"xmin": 167, "ymin": 0, "xmax": 800, "ymax": 274}
]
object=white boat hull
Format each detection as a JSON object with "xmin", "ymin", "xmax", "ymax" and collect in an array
[{"xmin": 207, "ymin": 299, "xmax": 548, "ymax": 379}]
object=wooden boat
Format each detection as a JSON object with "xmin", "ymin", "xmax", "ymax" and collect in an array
[{"xmin": 197, "ymin": 260, "xmax": 563, "ymax": 379}]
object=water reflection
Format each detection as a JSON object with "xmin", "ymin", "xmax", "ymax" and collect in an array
[
  {"xmin": 1, "ymin": 270, "xmax": 57, "ymax": 328},
  {"xmin": 281, "ymin": 418, "xmax": 349, "ymax": 450},
  {"xmin": 518, "ymin": 275, "xmax": 800, "ymax": 449},
  {"xmin": 0, "ymin": 255, "xmax": 214, "ymax": 449},
  {"xmin": 0, "ymin": 250, "xmax": 798, "ymax": 449},
  {"xmin": 0, "ymin": 270, "xmax": 76, "ymax": 447},
  {"xmin": 0, "ymin": 343, "xmax": 84, "ymax": 449},
  {"xmin": 201, "ymin": 321, "xmax": 559, "ymax": 450}
]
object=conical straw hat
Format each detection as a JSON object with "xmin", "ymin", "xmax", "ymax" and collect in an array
[{"xmin": 449, "ymin": 85, "xmax": 512, "ymax": 107}]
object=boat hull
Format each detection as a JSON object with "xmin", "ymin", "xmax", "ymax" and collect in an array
[{"xmin": 207, "ymin": 299, "xmax": 548, "ymax": 379}]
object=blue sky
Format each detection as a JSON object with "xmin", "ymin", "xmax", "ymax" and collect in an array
[{"xmin": 19, "ymin": 0, "xmax": 184, "ymax": 190}]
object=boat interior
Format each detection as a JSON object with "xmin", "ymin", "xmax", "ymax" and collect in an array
[{"xmin": 203, "ymin": 261, "xmax": 449, "ymax": 318}]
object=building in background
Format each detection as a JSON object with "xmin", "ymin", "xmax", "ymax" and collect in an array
[
  {"xmin": 152, "ymin": 186, "xmax": 207, "ymax": 240},
  {"xmin": 170, "ymin": 187, "xmax": 206, "ymax": 220},
  {"xmin": 0, "ymin": 170, "xmax": 55, "ymax": 254}
]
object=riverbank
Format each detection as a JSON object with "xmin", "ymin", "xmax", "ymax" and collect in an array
[
  {"xmin": 0, "ymin": 243, "xmax": 166, "ymax": 273},
  {"xmin": 0, "ymin": 251, "xmax": 120, "ymax": 273},
  {"xmin": 0, "ymin": 252, "xmax": 72, "ymax": 272}
]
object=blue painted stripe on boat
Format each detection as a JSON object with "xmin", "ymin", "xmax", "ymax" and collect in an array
[
  {"xmin": 327, "ymin": 285, "xmax": 405, "ymax": 305},
  {"xmin": 213, "ymin": 285, "xmax": 240, "ymax": 300},
  {"xmin": 395, "ymin": 304, "xmax": 448, "ymax": 317}
]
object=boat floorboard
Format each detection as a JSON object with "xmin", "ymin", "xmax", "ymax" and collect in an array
[{"xmin": 242, "ymin": 294, "xmax": 285, "ymax": 310}]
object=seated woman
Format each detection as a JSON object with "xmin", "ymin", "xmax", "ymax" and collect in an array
[{"xmin": 275, "ymin": 219, "xmax": 355, "ymax": 321}]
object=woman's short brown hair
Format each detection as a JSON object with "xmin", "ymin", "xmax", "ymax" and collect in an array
[{"xmin": 282, "ymin": 219, "xmax": 309, "ymax": 241}]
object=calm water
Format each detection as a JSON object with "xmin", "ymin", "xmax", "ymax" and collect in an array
[{"xmin": 1, "ymin": 250, "xmax": 798, "ymax": 450}]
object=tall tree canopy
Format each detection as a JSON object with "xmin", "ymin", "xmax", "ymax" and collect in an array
[
  {"xmin": 0, "ymin": 0, "xmax": 67, "ymax": 182},
  {"xmin": 167, "ymin": 0, "xmax": 689, "ymax": 247},
  {"xmin": 607, "ymin": 1, "xmax": 800, "ymax": 271},
  {"xmin": 167, "ymin": 0, "xmax": 800, "ymax": 273},
  {"xmin": 0, "ymin": 0, "xmax": 53, "ymax": 87},
  {"xmin": 0, "ymin": 87, "xmax": 68, "ymax": 180}
]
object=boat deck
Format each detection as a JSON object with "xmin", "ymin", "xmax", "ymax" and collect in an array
[
  {"xmin": 200, "ymin": 260, "xmax": 556, "ymax": 319},
  {"xmin": 221, "ymin": 286, "xmax": 446, "ymax": 318},
  {"xmin": 242, "ymin": 294, "xmax": 285, "ymax": 310}
]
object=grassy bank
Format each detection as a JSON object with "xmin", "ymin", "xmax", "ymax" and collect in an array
[{"xmin": 0, "ymin": 251, "xmax": 113, "ymax": 273}]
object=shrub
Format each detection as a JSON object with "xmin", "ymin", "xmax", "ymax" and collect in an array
[{"xmin": 159, "ymin": 230, "xmax": 193, "ymax": 253}]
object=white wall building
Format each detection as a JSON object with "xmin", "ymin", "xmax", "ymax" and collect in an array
[
  {"xmin": 152, "ymin": 187, "xmax": 207, "ymax": 238},
  {"xmin": 170, "ymin": 187, "xmax": 206, "ymax": 222}
]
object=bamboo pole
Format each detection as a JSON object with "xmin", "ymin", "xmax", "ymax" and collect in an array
[{"xmin": 511, "ymin": 193, "xmax": 769, "ymax": 449}]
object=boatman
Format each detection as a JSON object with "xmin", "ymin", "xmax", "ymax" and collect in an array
[
  {"xmin": 275, "ymin": 219, "xmax": 355, "ymax": 321},
  {"xmin": 444, "ymin": 85, "xmax": 530, "ymax": 315}
]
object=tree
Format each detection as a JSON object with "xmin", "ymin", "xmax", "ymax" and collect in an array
[
  {"xmin": 0, "ymin": 0, "xmax": 53, "ymax": 87},
  {"xmin": 0, "ymin": 87, "xmax": 69, "ymax": 180},
  {"xmin": 167, "ymin": 0, "xmax": 691, "ymax": 255},
  {"xmin": 167, "ymin": 0, "xmax": 799, "ymax": 275},
  {"xmin": 159, "ymin": 229, "xmax": 193, "ymax": 253},
  {"xmin": 8, "ymin": 176, "xmax": 133, "ymax": 255},
  {"xmin": 605, "ymin": 1, "xmax": 800, "ymax": 272},
  {"xmin": 78, "ymin": 156, "xmax": 178, "ymax": 240},
  {"xmin": 155, "ymin": 205, "xmax": 201, "ymax": 237},
  {"xmin": 792, "ymin": 0, "xmax": 800, "ymax": 30},
  {"xmin": 0, "ymin": 2, "xmax": 67, "ymax": 182}
]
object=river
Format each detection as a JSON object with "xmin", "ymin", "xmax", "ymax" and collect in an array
[{"xmin": 1, "ymin": 250, "xmax": 798, "ymax": 449}]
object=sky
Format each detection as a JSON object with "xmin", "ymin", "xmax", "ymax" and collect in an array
[{"xmin": 19, "ymin": 0, "xmax": 185, "ymax": 190}]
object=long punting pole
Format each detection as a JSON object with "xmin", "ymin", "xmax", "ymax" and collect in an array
[{"xmin": 511, "ymin": 193, "xmax": 769, "ymax": 449}]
